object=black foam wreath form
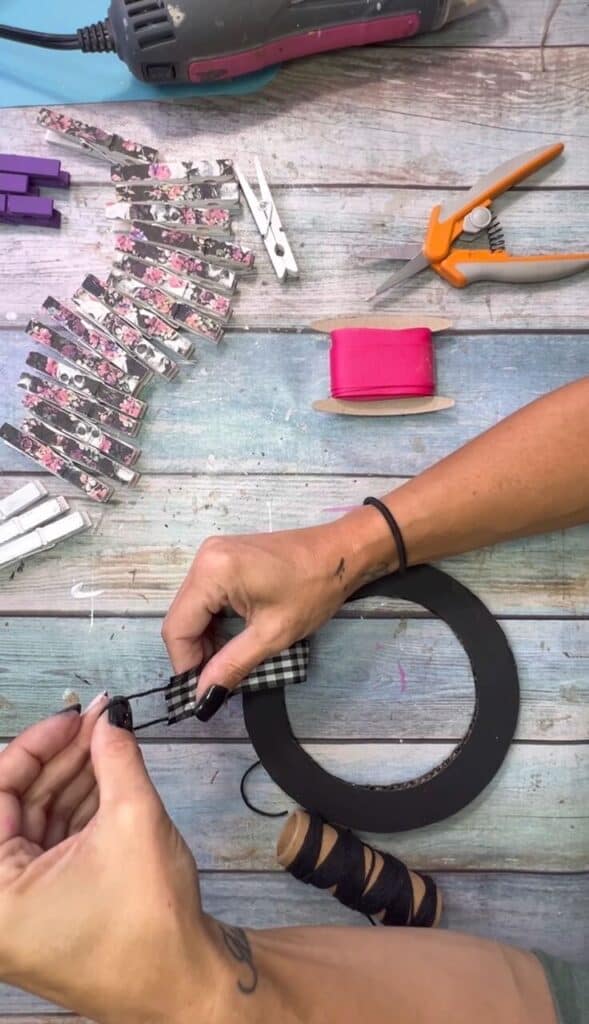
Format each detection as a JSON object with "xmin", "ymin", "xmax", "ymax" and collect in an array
[{"xmin": 243, "ymin": 565, "xmax": 520, "ymax": 833}]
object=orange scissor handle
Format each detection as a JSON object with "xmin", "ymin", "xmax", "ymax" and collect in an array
[
  {"xmin": 424, "ymin": 142, "xmax": 565, "ymax": 265},
  {"xmin": 423, "ymin": 203, "xmax": 488, "ymax": 265},
  {"xmin": 433, "ymin": 249, "xmax": 589, "ymax": 288}
]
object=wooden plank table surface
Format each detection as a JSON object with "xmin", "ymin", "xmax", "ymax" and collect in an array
[{"xmin": 0, "ymin": 0, "xmax": 588, "ymax": 1016}]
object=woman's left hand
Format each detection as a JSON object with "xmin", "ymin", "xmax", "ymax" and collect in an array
[{"xmin": 0, "ymin": 699, "xmax": 221, "ymax": 1024}]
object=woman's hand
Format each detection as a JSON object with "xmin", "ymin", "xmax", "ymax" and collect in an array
[
  {"xmin": 0, "ymin": 701, "xmax": 223, "ymax": 1024},
  {"xmin": 162, "ymin": 508, "xmax": 396, "ymax": 718}
]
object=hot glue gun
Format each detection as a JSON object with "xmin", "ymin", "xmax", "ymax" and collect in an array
[{"xmin": 0, "ymin": 0, "xmax": 480, "ymax": 85}]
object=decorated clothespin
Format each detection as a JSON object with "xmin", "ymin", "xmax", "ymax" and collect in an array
[
  {"xmin": 71, "ymin": 280, "xmax": 179, "ymax": 380},
  {"xmin": 80, "ymin": 274, "xmax": 192, "ymax": 358},
  {"xmin": 21, "ymin": 418, "xmax": 140, "ymax": 487},
  {"xmin": 26, "ymin": 319, "xmax": 141, "ymax": 398},
  {"xmin": 18, "ymin": 372, "xmax": 141, "ymax": 440},
  {"xmin": 114, "ymin": 235, "xmax": 237, "ymax": 293},
  {"xmin": 108, "ymin": 271, "xmax": 225, "ymax": 345},
  {"xmin": 105, "ymin": 200, "xmax": 232, "ymax": 235},
  {"xmin": 41, "ymin": 296, "xmax": 153, "ymax": 394},
  {"xmin": 128, "ymin": 223, "xmax": 256, "ymax": 272},
  {"xmin": 110, "ymin": 159, "xmax": 235, "ymax": 185},
  {"xmin": 115, "ymin": 181, "xmax": 240, "ymax": 207},
  {"xmin": 114, "ymin": 256, "xmax": 232, "ymax": 323},
  {"xmin": 0, "ymin": 423, "xmax": 113, "ymax": 504},
  {"xmin": 39, "ymin": 109, "xmax": 158, "ymax": 166}
]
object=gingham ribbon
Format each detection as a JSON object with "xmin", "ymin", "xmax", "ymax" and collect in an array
[{"xmin": 166, "ymin": 638, "xmax": 310, "ymax": 725}]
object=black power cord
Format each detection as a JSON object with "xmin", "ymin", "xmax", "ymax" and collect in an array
[{"xmin": 0, "ymin": 20, "xmax": 114, "ymax": 53}]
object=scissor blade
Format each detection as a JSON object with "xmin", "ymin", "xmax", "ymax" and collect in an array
[
  {"xmin": 356, "ymin": 243, "xmax": 423, "ymax": 262},
  {"xmin": 368, "ymin": 251, "xmax": 430, "ymax": 301},
  {"xmin": 438, "ymin": 143, "xmax": 564, "ymax": 224}
]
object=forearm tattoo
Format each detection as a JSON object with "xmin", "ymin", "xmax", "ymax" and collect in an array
[{"xmin": 219, "ymin": 924, "xmax": 258, "ymax": 995}]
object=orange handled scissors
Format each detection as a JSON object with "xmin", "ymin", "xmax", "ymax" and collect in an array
[{"xmin": 371, "ymin": 142, "xmax": 589, "ymax": 298}]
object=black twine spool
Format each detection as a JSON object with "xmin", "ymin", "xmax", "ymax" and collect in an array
[{"xmin": 279, "ymin": 811, "xmax": 439, "ymax": 927}]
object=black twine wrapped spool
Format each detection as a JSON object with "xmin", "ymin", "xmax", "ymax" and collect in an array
[{"xmin": 277, "ymin": 809, "xmax": 441, "ymax": 927}]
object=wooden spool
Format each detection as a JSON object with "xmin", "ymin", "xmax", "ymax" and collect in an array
[
  {"xmin": 311, "ymin": 315, "xmax": 454, "ymax": 417},
  {"xmin": 277, "ymin": 809, "xmax": 443, "ymax": 926}
]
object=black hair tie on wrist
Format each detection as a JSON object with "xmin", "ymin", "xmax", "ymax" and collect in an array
[{"xmin": 363, "ymin": 496, "xmax": 407, "ymax": 574}]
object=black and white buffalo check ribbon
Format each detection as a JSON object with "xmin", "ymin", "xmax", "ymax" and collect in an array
[{"xmin": 166, "ymin": 639, "xmax": 310, "ymax": 726}]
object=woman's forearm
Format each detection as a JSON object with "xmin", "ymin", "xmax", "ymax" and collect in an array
[
  {"xmin": 223, "ymin": 926, "xmax": 556, "ymax": 1024},
  {"xmin": 346, "ymin": 376, "xmax": 589, "ymax": 580},
  {"xmin": 162, "ymin": 377, "xmax": 589, "ymax": 692}
]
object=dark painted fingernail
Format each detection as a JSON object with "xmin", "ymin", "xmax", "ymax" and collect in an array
[
  {"xmin": 56, "ymin": 703, "xmax": 81, "ymax": 715},
  {"xmin": 108, "ymin": 696, "xmax": 134, "ymax": 732},
  {"xmin": 195, "ymin": 685, "xmax": 228, "ymax": 722}
]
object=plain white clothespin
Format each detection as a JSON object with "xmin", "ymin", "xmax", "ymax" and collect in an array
[
  {"xmin": 0, "ymin": 481, "xmax": 47, "ymax": 522},
  {"xmin": 234, "ymin": 158, "xmax": 299, "ymax": 283},
  {"xmin": 0, "ymin": 496, "xmax": 70, "ymax": 546},
  {"xmin": 0, "ymin": 510, "xmax": 92, "ymax": 570}
]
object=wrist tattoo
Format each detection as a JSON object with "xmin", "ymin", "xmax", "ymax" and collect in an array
[
  {"xmin": 333, "ymin": 557, "xmax": 346, "ymax": 582},
  {"xmin": 219, "ymin": 923, "xmax": 258, "ymax": 995}
]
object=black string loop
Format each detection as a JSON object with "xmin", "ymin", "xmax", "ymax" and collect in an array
[{"xmin": 240, "ymin": 760, "xmax": 289, "ymax": 819}]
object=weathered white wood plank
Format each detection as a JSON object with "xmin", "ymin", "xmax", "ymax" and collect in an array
[
  {"xmin": 2, "ymin": 332, "xmax": 589, "ymax": 477},
  {"xmin": 0, "ymin": 48, "xmax": 588, "ymax": 187},
  {"xmin": 415, "ymin": 0, "xmax": 589, "ymax": 47},
  {"xmin": 0, "ymin": 870, "xmax": 586, "ymax": 1016},
  {"xmin": 201, "ymin": 871, "xmax": 589, "ymax": 958},
  {"xmin": 0, "ymin": 474, "xmax": 586, "ymax": 616},
  {"xmin": 2, "ymin": 188, "xmax": 589, "ymax": 327},
  {"xmin": 150, "ymin": 743, "xmax": 588, "ymax": 871},
  {"xmin": 86, "ymin": 742, "xmax": 589, "ymax": 871},
  {"xmin": 0, "ymin": 738, "xmax": 582, "ymax": 874},
  {"xmin": 0, "ymin": 617, "xmax": 586, "ymax": 742}
]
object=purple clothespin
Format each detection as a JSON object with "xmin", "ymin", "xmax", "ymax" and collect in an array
[
  {"xmin": 0, "ymin": 194, "xmax": 61, "ymax": 229},
  {"xmin": 0, "ymin": 172, "xmax": 38, "ymax": 195},
  {"xmin": 0, "ymin": 155, "xmax": 70, "ymax": 190}
]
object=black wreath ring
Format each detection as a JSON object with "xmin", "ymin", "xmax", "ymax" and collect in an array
[{"xmin": 243, "ymin": 565, "xmax": 520, "ymax": 833}]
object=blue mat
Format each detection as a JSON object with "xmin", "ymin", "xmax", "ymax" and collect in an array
[{"xmin": 0, "ymin": 0, "xmax": 278, "ymax": 106}]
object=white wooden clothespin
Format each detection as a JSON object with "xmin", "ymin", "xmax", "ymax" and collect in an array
[
  {"xmin": 235, "ymin": 158, "xmax": 299, "ymax": 283},
  {"xmin": 0, "ymin": 496, "xmax": 70, "ymax": 546},
  {"xmin": 0, "ymin": 509, "xmax": 91, "ymax": 570},
  {"xmin": 0, "ymin": 481, "xmax": 47, "ymax": 521}
]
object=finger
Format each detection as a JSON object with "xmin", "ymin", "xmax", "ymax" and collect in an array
[
  {"xmin": 0, "ymin": 836, "xmax": 43, "ymax": 886},
  {"xmin": 196, "ymin": 625, "xmax": 281, "ymax": 702},
  {"xmin": 67, "ymin": 784, "xmax": 99, "ymax": 836},
  {"xmin": 91, "ymin": 708, "xmax": 161, "ymax": 811},
  {"xmin": 162, "ymin": 568, "xmax": 228, "ymax": 675},
  {"xmin": 43, "ymin": 695, "xmax": 108, "ymax": 844},
  {"xmin": 0, "ymin": 710, "xmax": 82, "ymax": 845},
  {"xmin": 44, "ymin": 758, "xmax": 97, "ymax": 848},
  {"xmin": 20, "ymin": 694, "xmax": 109, "ymax": 846}
]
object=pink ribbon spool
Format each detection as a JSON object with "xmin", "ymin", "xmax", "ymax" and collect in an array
[{"xmin": 329, "ymin": 327, "xmax": 435, "ymax": 401}]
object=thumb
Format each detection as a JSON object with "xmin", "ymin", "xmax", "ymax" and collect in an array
[
  {"xmin": 195, "ymin": 626, "xmax": 276, "ymax": 720},
  {"xmin": 91, "ymin": 701, "xmax": 158, "ymax": 808}
]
